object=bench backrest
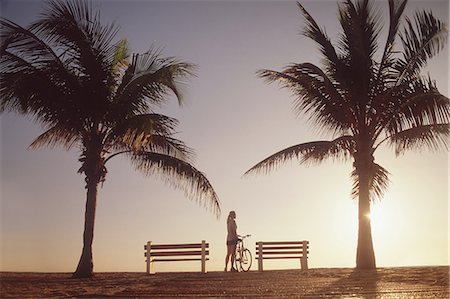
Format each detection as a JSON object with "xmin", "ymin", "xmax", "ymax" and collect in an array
[
  {"xmin": 256, "ymin": 240, "xmax": 309, "ymax": 270},
  {"xmin": 145, "ymin": 242, "xmax": 209, "ymax": 260},
  {"xmin": 144, "ymin": 241, "xmax": 209, "ymax": 274}
]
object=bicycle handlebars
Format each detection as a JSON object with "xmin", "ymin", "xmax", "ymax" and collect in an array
[{"xmin": 238, "ymin": 234, "xmax": 251, "ymax": 239}]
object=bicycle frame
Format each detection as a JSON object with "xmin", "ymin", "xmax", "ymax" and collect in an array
[{"xmin": 234, "ymin": 234, "xmax": 252, "ymax": 272}]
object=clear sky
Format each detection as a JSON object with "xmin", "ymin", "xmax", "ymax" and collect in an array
[{"xmin": 1, "ymin": 0, "xmax": 448, "ymax": 273}]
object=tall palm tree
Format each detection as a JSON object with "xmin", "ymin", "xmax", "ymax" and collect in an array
[
  {"xmin": 246, "ymin": 0, "xmax": 449, "ymax": 269},
  {"xmin": 0, "ymin": 0, "xmax": 220, "ymax": 278}
]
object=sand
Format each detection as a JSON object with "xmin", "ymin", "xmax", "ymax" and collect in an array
[{"xmin": 1, "ymin": 266, "xmax": 449, "ymax": 298}]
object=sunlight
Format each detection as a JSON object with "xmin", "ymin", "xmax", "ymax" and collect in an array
[
  {"xmin": 369, "ymin": 203, "xmax": 388, "ymax": 238},
  {"xmin": 368, "ymin": 199, "xmax": 400, "ymax": 266}
]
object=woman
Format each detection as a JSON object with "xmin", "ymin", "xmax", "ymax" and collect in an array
[{"xmin": 225, "ymin": 210, "xmax": 239, "ymax": 272}]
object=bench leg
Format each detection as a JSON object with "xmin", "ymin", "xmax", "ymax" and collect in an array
[
  {"xmin": 301, "ymin": 240, "xmax": 308, "ymax": 270},
  {"xmin": 300, "ymin": 256, "xmax": 308, "ymax": 271},
  {"xmin": 148, "ymin": 258, "xmax": 155, "ymax": 274},
  {"xmin": 201, "ymin": 240, "xmax": 207, "ymax": 274},
  {"xmin": 257, "ymin": 242, "xmax": 263, "ymax": 271},
  {"xmin": 146, "ymin": 241, "xmax": 153, "ymax": 275}
]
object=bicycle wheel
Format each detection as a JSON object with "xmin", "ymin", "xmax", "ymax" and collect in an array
[
  {"xmin": 238, "ymin": 248, "xmax": 252, "ymax": 272},
  {"xmin": 234, "ymin": 249, "xmax": 242, "ymax": 271}
]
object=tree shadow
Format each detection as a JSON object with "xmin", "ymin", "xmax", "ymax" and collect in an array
[{"xmin": 301, "ymin": 269, "xmax": 380, "ymax": 299}]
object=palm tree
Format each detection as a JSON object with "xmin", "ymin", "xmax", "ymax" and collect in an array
[
  {"xmin": 0, "ymin": 0, "xmax": 220, "ymax": 278},
  {"xmin": 246, "ymin": 0, "xmax": 449, "ymax": 269}
]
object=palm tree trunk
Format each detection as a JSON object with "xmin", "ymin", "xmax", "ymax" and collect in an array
[
  {"xmin": 356, "ymin": 164, "xmax": 376, "ymax": 269},
  {"xmin": 73, "ymin": 178, "xmax": 99, "ymax": 278},
  {"xmin": 73, "ymin": 132, "xmax": 106, "ymax": 278}
]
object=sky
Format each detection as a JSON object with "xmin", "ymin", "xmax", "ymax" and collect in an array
[{"xmin": 0, "ymin": 0, "xmax": 449, "ymax": 273}]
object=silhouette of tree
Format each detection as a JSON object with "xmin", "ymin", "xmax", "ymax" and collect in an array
[
  {"xmin": 0, "ymin": 0, "xmax": 220, "ymax": 278},
  {"xmin": 246, "ymin": 0, "xmax": 449, "ymax": 269}
]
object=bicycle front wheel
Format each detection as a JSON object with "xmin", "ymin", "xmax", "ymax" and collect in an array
[{"xmin": 238, "ymin": 248, "xmax": 252, "ymax": 272}]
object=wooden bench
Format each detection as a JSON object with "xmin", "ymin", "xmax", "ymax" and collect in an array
[
  {"xmin": 144, "ymin": 240, "xmax": 209, "ymax": 274},
  {"xmin": 255, "ymin": 240, "xmax": 309, "ymax": 271}
]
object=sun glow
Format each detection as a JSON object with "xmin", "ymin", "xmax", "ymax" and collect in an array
[
  {"xmin": 368, "ymin": 198, "xmax": 405, "ymax": 266},
  {"xmin": 370, "ymin": 203, "xmax": 389, "ymax": 238}
]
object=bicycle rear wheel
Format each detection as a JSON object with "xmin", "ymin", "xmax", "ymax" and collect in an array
[{"xmin": 238, "ymin": 248, "xmax": 252, "ymax": 272}]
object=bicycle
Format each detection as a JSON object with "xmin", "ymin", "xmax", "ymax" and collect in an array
[{"xmin": 234, "ymin": 234, "xmax": 252, "ymax": 272}]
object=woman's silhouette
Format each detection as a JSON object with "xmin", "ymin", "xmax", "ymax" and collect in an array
[{"xmin": 225, "ymin": 211, "xmax": 238, "ymax": 271}]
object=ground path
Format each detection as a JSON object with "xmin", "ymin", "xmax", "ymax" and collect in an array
[{"xmin": 1, "ymin": 266, "xmax": 448, "ymax": 298}]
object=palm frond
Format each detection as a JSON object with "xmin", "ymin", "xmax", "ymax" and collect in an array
[
  {"xmin": 109, "ymin": 38, "xmax": 130, "ymax": 88},
  {"xmin": 0, "ymin": 14, "xmax": 102, "ymax": 127},
  {"xmin": 338, "ymin": 0, "xmax": 381, "ymax": 61},
  {"xmin": 30, "ymin": 0, "xmax": 119, "ymax": 110},
  {"xmin": 111, "ymin": 38, "xmax": 130, "ymax": 71},
  {"xmin": 115, "ymin": 48, "xmax": 196, "ymax": 115},
  {"xmin": 0, "ymin": 18, "xmax": 63, "ymax": 69},
  {"xmin": 380, "ymin": 79, "xmax": 450, "ymax": 137},
  {"xmin": 376, "ymin": 0, "xmax": 408, "ymax": 84},
  {"xmin": 32, "ymin": 0, "xmax": 119, "ymax": 60},
  {"xmin": 337, "ymin": 0, "xmax": 381, "ymax": 108},
  {"xmin": 351, "ymin": 162, "xmax": 390, "ymax": 201},
  {"xmin": 28, "ymin": 125, "xmax": 81, "ymax": 150},
  {"xmin": 0, "ymin": 50, "xmax": 80, "ymax": 125},
  {"xmin": 244, "ymin": 135, "xmax": 355, "ymax": 176},
  {"xmin": 106, "ymin": 113, "xmax": 193, "ymax": 160},
  {"xmin": 387, "ymin": 123, "xmax": 449, "ymax": 156},
  {"xmin": 0, "ymin": 18, "xmax": 77, "ymax": 116},
  {"xmin": 296, "ymin": 2, "xmax": 340, "ymax": 74},
  {"xmin": 257, "ymin": 64, "xmax": 353, "ymax": 135},
  {"xmin": 130, "ymin": 152, "xmax": 220, "ymax": 217},
  {"xmin": 395, "ymin": 9, "xmax": 448, "ymax": 84},
  {"xmin": 110, "ymin": 113, "xmax": 178, "ymax": 137}
]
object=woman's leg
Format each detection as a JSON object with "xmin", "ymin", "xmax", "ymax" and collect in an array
[
  {"xmin": 225, "ymin": 245, "xmax": 233, "ymax": 271},
  {"xmin": 230, "ymin": 244, "xmax": 237, "ymax": 270}
]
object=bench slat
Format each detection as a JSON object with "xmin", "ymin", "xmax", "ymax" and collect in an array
[
  {"xmin": 256, "ymin": 256, "xmax": 305, "ymax": 260},
  {"xmin": 146, "ymin": 243, "xmax": 209, "ymax": 250},
  {"xmin": 256, "ymin": 250, "xmax": 304, "ymax": 255},
  {"xmin": 256, "ymin": 245, "xmax": 304, "ymax": 250},
  {"xmin": 152, "ymin": 258, "xmax": 210, "ymax": 262},
  {"xmin": 256, "ymin": 250, "xmax": 309, "ymax": 255},
  {"xmin": 150, "ymin": 250, "xmax": 209, "ymax": 257},
  {"xmin": 258, "ymin": 241, "xmax": 306, "ymax": 245}
]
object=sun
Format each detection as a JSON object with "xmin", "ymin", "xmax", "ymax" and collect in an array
[
  {"xmin": 367, "ymin": 199, "xmax": 401, "ymax": 264},
  {"xmin": 369, "ymin": 203, "xmax": 388, "ymax": 235}
]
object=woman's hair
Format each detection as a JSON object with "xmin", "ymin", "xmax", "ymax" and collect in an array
[{"xmin": 228, "ymin": 211, "xmax": 236, "ymax": 221}]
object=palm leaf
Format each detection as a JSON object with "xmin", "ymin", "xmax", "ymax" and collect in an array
[
  {"xmin": 28, "ymin": 125, "xmax": 81, "ymax": 150},
  {"xmin": 257, "ymin": 65, "xmax": 353, "ymax": 135},
  {"xmin": 0, "ymin": 18, "xmax": 63, "ymax": 69},
  {"xmin": 387, "ymin": 123, "xmax": 449, "ymax": 156},
  {"xmin": 338, "ymin": 0, "xmax": 381, "ymax": 61},
  {"xmin": 130, "ymin": 152, "xmax": 220, "ymax": 216},
  {"xmin": 109, "ymin": 38, "xmax": 130, "ymax": 89},
  {"xmin": 109, "ymin": 113, "xmax": 179, "ymax": 139},
  {"xmin": 380, "ymin": 79, "xmax": 450, "ymax": 137},
  {"xmin": 31, "ymin": 0, "xmax": 119, "ymax": 65},
  {"xmin": 114, "ymin": 48, "xmax": 196, "ymax": 116},
  {"xmin": 106, "ymin": 114, "xmax": 193, "ymax": 160},
  {"xmin": 245, "ymin": 135, "xmax": 355, "ymax": 175},
  {"xmin": 375, "ymin": 0, "xmax": 407, "ymax": 84},
  {"xmin": 296, "ymin": 2, "xmax": 340, "ymax": 74},
  {"xmin": 30, "ymin": 0, "xmax": 120, "ymax": 117},
  {"xmin": 395, "ymin": 9, "xmax": 448, "ymax": 84},
  {"xmin": 0, "ymin": 19, "xmax": 80, "ymax": 118},
  {"xmin": 351, "ymin": 162, "xmax": 390, "ymax": 201},
  {"xmin": 337, "ymin": 0, "xmax": 381, "ymax": 108},
  {"xmin": 0, "ymin": 50, "xmax": 78, "ymax": 125}
]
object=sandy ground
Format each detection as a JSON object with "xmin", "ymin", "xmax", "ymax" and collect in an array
[{"xmin": 1, "ymin": 266, "xmax": 449, "ymax": 298}]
